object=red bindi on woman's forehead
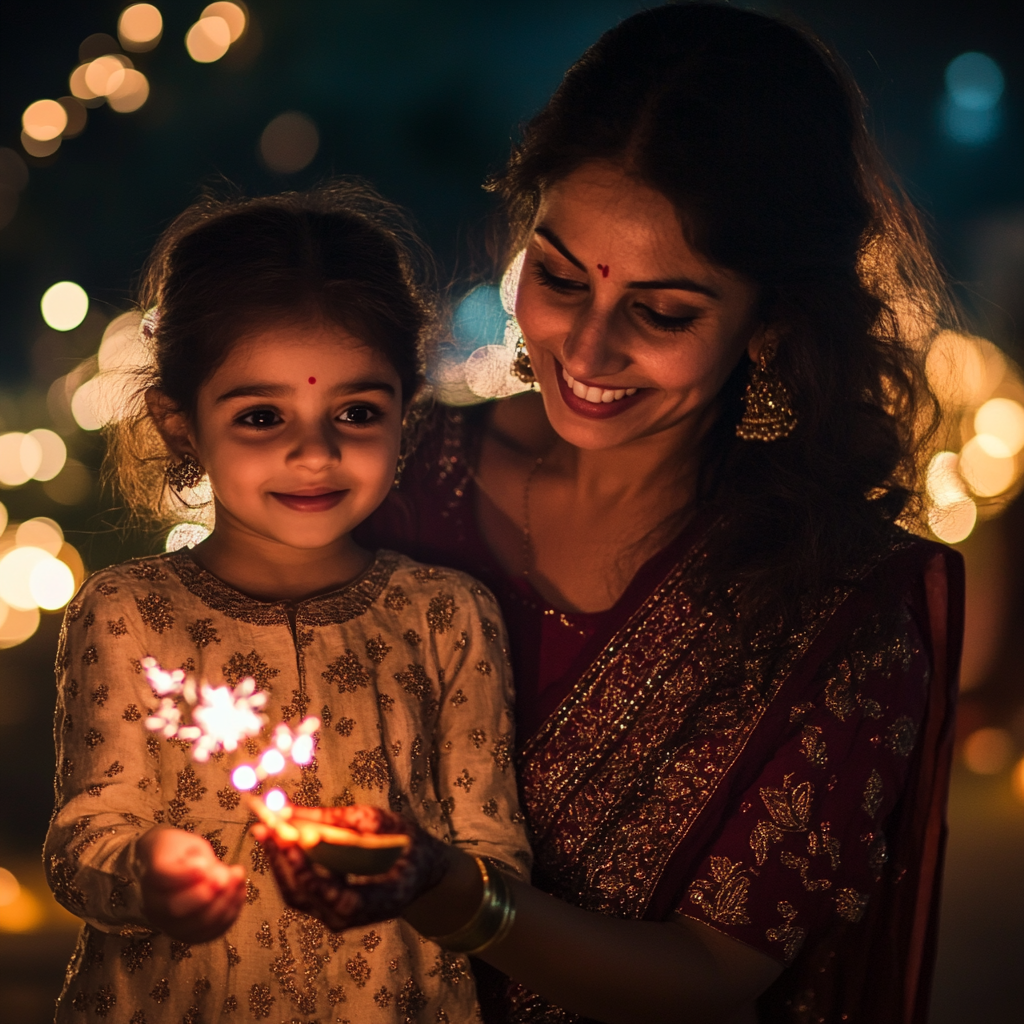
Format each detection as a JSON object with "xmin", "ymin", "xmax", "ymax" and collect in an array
[
  {"xmin": 308, "ymin": 377, "xmax": 316, "ymax": 384},
  {"xmin": 597, "ymin": 264, "xmax": 610, "ymax": 277}
]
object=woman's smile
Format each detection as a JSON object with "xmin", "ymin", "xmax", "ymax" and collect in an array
[{"xmin": 556, "ymin": 361, "xmax": 644, "ymax": 419}]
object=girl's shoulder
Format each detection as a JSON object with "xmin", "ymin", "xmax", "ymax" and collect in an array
[
  {"xmin": 378, "ymin": 550, "xmax": 501, "ymax": 613},
  {"xmin": 68, "ymin": 553, "xmax": 182, "ymax": 615}
]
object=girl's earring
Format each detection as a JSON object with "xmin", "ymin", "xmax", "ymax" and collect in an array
[
  {"xmin": 166, "ymin": 454, "xmax": 205, "ymax": 492},
  {"xmin": 736, "ymin": 346, "xmax": 797, "ymax": 442},
  {"xmin": 509, "ymin": 325, "xmax": 536, "ymax": 385}
]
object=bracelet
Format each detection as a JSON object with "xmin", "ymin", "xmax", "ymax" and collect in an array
[{"xmin": 428, "ymin": 856, "xmax": 517, "ymax": 955}]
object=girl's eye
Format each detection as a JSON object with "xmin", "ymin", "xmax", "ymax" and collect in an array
[
  {"xmin": 339, "ymin": 405, "xmax": 378, "ymax": 425},
  {"xmin": 238, "ymin": 408, "xmax": 282, "ymax": 428},
  {"xmin": 531, "ymin": 260, "xmax": 587, "ymax": 295},
  {"xmin": 634, "ymin": 304, "xmax": 697, "ymax": 333}
]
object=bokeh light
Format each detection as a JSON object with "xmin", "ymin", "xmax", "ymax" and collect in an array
[
  {"xmin": 108, "ymin": 70, "xmax": 150, "ymax": 113},
  {"xmin": 0, "ymin": 604, "xmax": 40, "ymax": 649},
  {"xmin": 925, "ymin": 331, "xmax": 1004, "ymax": 408},
  {"xmin": 260, "ymin": 749, "xmax": 285, "ymax": 775},
  {"xmin": 201, "ymin": 2, "xmax": 247, "ymax": 43},
  {"xmin": 927, "ymin": 498, "xmax": 976, "ymax": 544},
  {"xmin": 56, "ymin": 97, "xmax": 87, "ymax": 139},
  {"xmin": 942, "ymin": 52, "xmax": 1004, "ymax": 146},
  {"xmin": 41, "ymin": 281, "xmax": 89, "ymax": 331},
  {"xmin": 27, "ymin": 429, "xmax": 67, "ymax": 481},
  {"xmin": 21, "ymin": 100, "xmax": 67, "ymax": 142},
  {"xmin": 84, "ymin": 55, "xmax": 127, "ymax": 98},
  {"xmin": 264, "ymin": 787, "xmax": 287, "ymax": 811},
  {"xmin": 0, "ymin": 868, "xmax": 18, "ymax": 907},
  {"xmin": 259, "ymin": 112, "xmax": 319, "ymax": 174},
  {"xmin": 97, "ymin": 310, "xmax": 147, "ymax": 372},
  {"xmin": 186, "ymin": 16, "xmax": 231, "ymax": 63},
  {"xmin": 0, "ymin": 502, "xmax": 7, "ymax": 535},
  {"xmin": 69, "ymin": 64, "xmax": 101, "ymax": 103},
  {"xmin": 231, "ymin": 765, "xmax": 258, "ymax": 791},
  {"xmin": 29, "ymin": 557, "xmax": 76, "ymax": 611},
  {"xmin": 15, "ymin": 518, "xmax": 63, "ymax": 556},
  {"xmin": 165, "ymin": 523, "xmax": 212, "ymax": 552},
  {"xmin": 118, "ymin": 4, "xmax": 163, "ymax": 52},
  {"xmin": 974, "ymin": 398, "xmax": 1024, "ymax": 458},
  {"xmin": 20, "ymin": 132, "xmax": 60, "ymax": 159},
  {"xmin": 1012, "ymin": 757, "xmax": 1024, "ymax": 805},
  {"xmin": 958, "ymin": 435, "xmax": 1015, "ymax": 498},
  {"xmin": 71, "ymin": 375, "xmax": 118, "ymax": 431},
  {"xmin": 0, "ymin": 547, "xmax": 52, "ymax": 610},
  {"xmin": 0, "ymin": 432, "xmax": 43, "ymax": 487},
  {"xmin": 43, "ymin": 460, "xmax": 92, "ymax": 506},
  {"xmin": 0, "ymin": 875, "xmax": 43, "ymax": 932},
  {"xmin": 962, "ymin": 726, "xmax": 1014, "ymax": 775}
]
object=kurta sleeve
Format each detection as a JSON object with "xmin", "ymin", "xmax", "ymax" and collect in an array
[
  {"xmin": 679, "ymin": 605, "xmax": 931, "ymax": 964},
  {"xmin": 44, "ymin": 568, "xmax": 163, "ymax": 931},
  {"xmin": 429, "ymin": 578, "xmax": 532, "ymax": 881}
]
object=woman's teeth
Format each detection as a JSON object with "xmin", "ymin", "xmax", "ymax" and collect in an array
[{"xmin": 562, "ymin": 368, "xmax": 637, "ymax": 404}]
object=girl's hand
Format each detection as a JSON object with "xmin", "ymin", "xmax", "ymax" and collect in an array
[
  {"xmin": 136, "ymin": 825, "xmax": 246, "ymax": 943},
  {"xmin": 252, "ymin": 805, "xmax": 448, "ymax": 932}
]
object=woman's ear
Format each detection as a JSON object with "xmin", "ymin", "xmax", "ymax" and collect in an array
[
  {"xmin": 145, "ymin": 388, "xmax": 199, "ymax": 461},
  {"xmin": 746, "ymin": 325, "xmax": 776, "ymax": 364}
]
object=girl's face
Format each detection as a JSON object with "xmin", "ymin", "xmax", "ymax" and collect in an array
[
  {"xmin": 515, "ymin": 160, "xmax": 764, "ymax": 452},
  {"xmin": 185, "ymin": 324, "xmax": 403, "ymax": 551}
]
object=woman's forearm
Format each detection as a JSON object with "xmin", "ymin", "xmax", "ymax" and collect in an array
[{"xmin": 403, "ymin": 850, "xmax": 779, "ymax": 1024}]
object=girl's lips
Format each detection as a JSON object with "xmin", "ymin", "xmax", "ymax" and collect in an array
[
  {"xmin": 554, "ymin": 362, "xmax": 646, "ymax": 419},
  {"xmin": 270, "ymin": 491, "xmax": 346, "ymax": 512}
]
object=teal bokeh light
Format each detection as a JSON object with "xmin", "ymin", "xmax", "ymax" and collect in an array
[{"xmin": 942, "ymin": 52, "xmax": 1005, "ymax": 145}]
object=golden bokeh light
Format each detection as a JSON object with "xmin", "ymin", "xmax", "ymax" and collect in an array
[
  {"xmin": 0, "ymin": 868, "xmax": 18, "ymax": 908},
  {"xmin": 958, "ymin": 435, "xmax": 1016, "ymax": 497},
  {"xmin": 259, "ymin": 111, "xmax": 320, "ymax": 174},
  {"xmin": 927, "ymin": 498, "xmax": 976, "ymax": 544},
  {"xmin": 925, "ymin": 331, "xmax": 1005, "ymax": 408},
  {"xmin": 20, "ymin": 131, "xmax": 61, "ymax": 159},
  {"xmin": 165, "ymin": 522, "xmax": 213, "ymax": 552},
  {"xmin": 69, "ymin": 64, "xmax": 100, "ymax": 102},
  {"xmin": 43, "ymin": 459, "xmax": 93, "ymax": 506},
  {"xmin": 108, "ymin": 69, "xmax": 150, "ymax": 113},
  {"xmin": 0, "ymin": 432, "xmax": 44, "ymax": 487},
  {"xmin": 925, "ymin": 451, "xmax": 968, "ymax": 507},
  {"xmin": 186, "ymin": 16, "xmax": 231, "ymax": 63},
  {"xmin": 59, "ymin": 542, "xmax": 86, "ymax": 592},
  {"xmin": 1012, "ymin": 757, "xmax": 1024, "ymax": 804},
  {"xmin": 974, "ymin": 397, "xmax": 1024, "ymax": 457},
  {"xmin": 15, "ymin": 518, "xmax": 63, "ymax": 557},
  {"xmin": 41, "ymin": 280, "xmax": 89, "ymax": 331},
  {"xmin": 27, "ymin": 428, "xmax": 67, "ymax": 482},
  {"xmin": 97, "ymin": 310, "xmax": 147, "ymax": 372},
  {"xmin": 0, "ymin": 502, "xmax": 7, "ymax": 535},
  {"xmin": 118, "ymin": 4, "xmax": 163, "ymax": 51},
  {"xmin": 0, "ymin": 603, "xmax": 40, "ymax": 649},
  {"xmin": 84, "ymin": 54, "xmax": 127, "ymax": 98},
  {"xmin": 57, "ymin": 97, "xmax": 88, "ymax": 139},
  {"xmin": 0, "ymin": 546, "xmax": 52, "ymax": 610},
  {"xmin": 0, "ymin": 882, "xmax": 44, "ymax": 933},
  {"xmin": 21, "ymin": 100, "xmax": 68, "ymax": 142},
  {"xmin": 201, "ymin": 2, "xmax": 247, "ymax": 42},
  {"xmin": 962, "ymin": 727, "xmax": 1014, "ymax": 775},
  {"xmin": 29, "ymin": 557, "xmax": 76, "ymax": 611}
]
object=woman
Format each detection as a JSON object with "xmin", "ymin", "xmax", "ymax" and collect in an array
[{"xmin": 266, "ymin": 6, "xmax": 962, "ymax": 1022}]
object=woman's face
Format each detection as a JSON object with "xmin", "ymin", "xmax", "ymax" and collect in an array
[{"xmin": 515, "ymin": 161, "xmax": 764, "ymax": 452}]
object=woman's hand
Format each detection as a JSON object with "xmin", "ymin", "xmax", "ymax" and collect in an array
[
  {"xmin": 253, "ymin": 805, "xmax": 449, "ymax": 932},
  {"xmin": 136, "ymin": 825, "xmax": 246, "ymax": 943}
]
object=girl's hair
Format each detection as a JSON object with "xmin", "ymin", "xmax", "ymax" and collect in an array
[
  {"xmin": 489, "ymin": 3, "xmax": 952, "ymax": 631},
  {"xmin": 108, "ymin": 180, "xmax": 437, "ymax": 523}
]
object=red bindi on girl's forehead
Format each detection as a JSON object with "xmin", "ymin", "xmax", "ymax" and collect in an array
[
  {"xmin": 597, "ymin": 264, "xmax": 610, "ymax": 277},
  {"xmin": 308, "ymin": 377, "xmax": 316, "ymax": 384}
]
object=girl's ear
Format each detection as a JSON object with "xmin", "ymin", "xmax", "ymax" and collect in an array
[{"xmin": 145, "ymin": 388, "xmax": 199, "ymax": 461}]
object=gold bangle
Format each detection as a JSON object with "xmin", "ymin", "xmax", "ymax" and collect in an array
[{"xmin": 428, "ymin": 856, "xmax": 517, "ymax": 955}]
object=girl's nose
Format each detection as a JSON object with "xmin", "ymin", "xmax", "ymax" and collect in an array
[{"xmin": 289, "ymin": 420, "xmax": 341, "ymax": 469}]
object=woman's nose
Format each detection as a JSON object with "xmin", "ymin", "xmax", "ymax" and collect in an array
[{"xmin": 559, "ymin": 302, "xmax": 629, "ymax": 380}]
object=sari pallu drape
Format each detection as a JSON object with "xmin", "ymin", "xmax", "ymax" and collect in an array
[{"xmin": 499, "ymin": 536, "xmax": 962, "ymax": 1024}]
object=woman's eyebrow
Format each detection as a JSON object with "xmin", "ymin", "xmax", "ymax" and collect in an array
[
  {"xmin": 534, "ymin": 226, "xmax": 586, "ymax": 271},
  {"xmin": 626, "ymin": 276, "xmax": 720, "ymax": 299}
]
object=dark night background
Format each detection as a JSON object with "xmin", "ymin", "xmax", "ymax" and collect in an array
[{"xmin": 1, "ymin": 2, "xmax": 1022, "ymax": 1021}]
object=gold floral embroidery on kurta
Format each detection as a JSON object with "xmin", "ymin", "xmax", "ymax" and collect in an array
[
  {"xmin": 426, "ymin": 593, "xmax": 456, "ymax": 634},
  {"xmin": 323, "ymin": 650, "xmax": 369, "ymax": 692},
  {"xmin": 862, "ymin": 769, "xmax": 883, "ymax": 817},
  {"xmin": 135, "ymin": 593, "xmax": 173, "ymax": 633}
]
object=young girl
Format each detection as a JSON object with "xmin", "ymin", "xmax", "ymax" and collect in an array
[{"xmin": 45, "ymin": 184, "xmax": 531, "ymax": 1024}]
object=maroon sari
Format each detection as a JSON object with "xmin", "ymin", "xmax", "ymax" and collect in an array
[{"xmin": 361, "ymin": 406, "xmax": 963, "ymax": 1024}]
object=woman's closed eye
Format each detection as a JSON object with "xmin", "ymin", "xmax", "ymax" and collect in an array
[
  {"xmin": 531, "ymin": 260, "xmax": 587, "ymax": 294},
  {"xmin": 634, "ymin": 303, "xmax": 697, "ymax": 333}
]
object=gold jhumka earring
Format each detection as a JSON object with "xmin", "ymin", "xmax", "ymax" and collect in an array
[
  {"xmin": 735, "ymin": 346, "xmax": 797, "ymax": 442},
  {"xmin": 509, "ymin": 329, "xmax": 536, "ymax": 384},
  {"xmin": 166, "ymin": 454, "xmax": 205, "ymax": 492}
]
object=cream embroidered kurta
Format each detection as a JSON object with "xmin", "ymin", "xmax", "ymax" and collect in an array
[{"xmin": 45, "ymin": 548, "xmax": 531, "ymax": 1024}]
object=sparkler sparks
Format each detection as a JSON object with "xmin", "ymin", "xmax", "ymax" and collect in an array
[{"xmin": 142, "ymin": 657, "xmax": 319, "ymax": 780}]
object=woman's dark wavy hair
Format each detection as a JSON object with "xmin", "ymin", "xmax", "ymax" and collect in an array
[
  {"xmin": 107, "ymin": 180, "xmax": 438, "ymax": 524},
  {"xmin": 489, "ymin": 2, "xmax": 951, "ymax": 629}
]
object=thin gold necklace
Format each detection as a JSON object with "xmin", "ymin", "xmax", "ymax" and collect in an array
[{"xmin": 521, "ymin": 455, "xmax": 545, "ymax": 577}]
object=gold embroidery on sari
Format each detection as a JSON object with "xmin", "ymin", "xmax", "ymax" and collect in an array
[
  {"xmin": 834, "ymin": 887, "xmax": 869, "ymax": 922},
  {"xmin": 766, "ymin": 901, "xmax": 806, "ymax": 960},
  {"xmin": 862, "ymin": 769, "xmax": 883, "ymax": 817},
  {"xmin": 687, "ymin": 856, "xmax": 752, "ymax": 925}
]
